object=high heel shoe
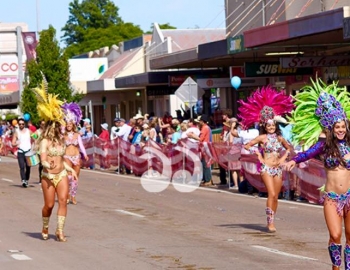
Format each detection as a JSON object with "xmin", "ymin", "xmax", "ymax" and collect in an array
[
  {"xmin": 72, "ymin": 196, "xmax": 77, "ymax": 205},
  {"xmin": 56, "ymin": 216, "xmax": 67, "ymax": 242},
  {"xmin": 42, "ymin": 217, "xmax": 49, "ymax": 240},
  {"xmin": 55, "ymin": 230, "xmax": 67, "ymax": 242}
]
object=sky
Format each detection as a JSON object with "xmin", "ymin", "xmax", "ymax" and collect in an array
[{"xmin": 1, "ymin": 0, "xmax": 226, "ymax": 47}]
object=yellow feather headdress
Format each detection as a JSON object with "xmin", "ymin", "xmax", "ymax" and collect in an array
[{"xmin": 32, "ymin": 73, "xmax": 64, "ymax": 125}]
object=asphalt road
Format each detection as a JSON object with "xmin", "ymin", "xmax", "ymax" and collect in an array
[{"xmin": 0, "ymin": 156, "xmax": 333, "ymax": 270}]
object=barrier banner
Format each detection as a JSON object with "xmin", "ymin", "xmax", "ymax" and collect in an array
[{"xmin": 1, "ymin": 133, "xmax": 327, "ymax": 203}]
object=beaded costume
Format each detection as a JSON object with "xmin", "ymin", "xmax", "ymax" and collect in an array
[
  {"xmin": 290, "ymin": 79, "xmax": 350, "ymax": 268},
  {"xmin": 238, "ymin": 86, "xmax": 294, "ymax": 232},
  {"xmin": 32, "ymin": 73, "xmax": 74, "ymax": 242}
]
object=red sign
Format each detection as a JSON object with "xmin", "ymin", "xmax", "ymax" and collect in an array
[{"xmin": 229, "ymin": 66, "xmax": 245, "ymax": 78}]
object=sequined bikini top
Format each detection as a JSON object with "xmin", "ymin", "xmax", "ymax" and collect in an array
[
  {"xmin": 65, "ymin": 132, "xmax": 78, "ymax": 146},
  {"xmin": 326, "ymin": 141, "xmax": 350, "ymax": 169},
  {"xmin": 48, "ymin": 145, "xmax": 66, "ymax": 157},
  {"xmin": 263, "ymin": 133, "xmax": 283, "ymax": 153}
]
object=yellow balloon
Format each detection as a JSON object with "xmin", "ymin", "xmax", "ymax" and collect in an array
[{"xmin": 12, "ymin": 119, "xmax": 18, "ymax": 126}]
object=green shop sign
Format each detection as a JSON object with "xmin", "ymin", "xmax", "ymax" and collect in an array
[{"xmin": 245, "ymin": 62, "xmax": 313, "ymax": 77}]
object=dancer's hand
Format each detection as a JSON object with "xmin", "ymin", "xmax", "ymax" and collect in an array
[
  {"xmin": 49, "ymin": 161, "xmax": 56, "ymax": 169},
  {"xmin": 71, "ymin": 170, "xmax": 78, "ymax": 181},
  {"xmin": 284, "ymin": 160, "xmax": 296, "ymax": 171},
  {"xmin": 84, "ymin": 154, "xmax": 89, "ymax": 161}
]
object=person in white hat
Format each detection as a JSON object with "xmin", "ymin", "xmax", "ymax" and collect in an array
[
  {"xmin": 99, "ymin": 123, "xmax": 109, "ymax": 141},
  {"xmin": 98, "ymin": 123, "xmax": 110, "ymax": 170}
]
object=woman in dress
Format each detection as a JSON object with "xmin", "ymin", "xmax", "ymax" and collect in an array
[
  {"xmin": 285, "ymin": 79, "xmax": 350, "ymax": 270},
  {"xmin": 62, "ymin": 102, "xmax": 88, "ymax": 205},
  {"xmin": 33, "ymin": 78, "xmax": 77, "ymax": 242},
  {"xmin": 237, "ymin": 86, "xmax": 294, "ymax": 232}
]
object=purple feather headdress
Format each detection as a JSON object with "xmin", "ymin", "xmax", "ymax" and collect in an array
[
  {"xmin": 61, "ymin": 102, "xmax": 82, "ymax": 125},
  {"xmin": 237, "ymin": 86, "xmax": 294, "ymax": 129}
]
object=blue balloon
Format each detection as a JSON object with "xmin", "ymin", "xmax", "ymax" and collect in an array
[
  {"xmin": 23, "ymin": 113, "xmax": 30, "ymax": 121},
  {"xmin": 231, "ymin": 76, "xmax": 241, "ymax": 90}
]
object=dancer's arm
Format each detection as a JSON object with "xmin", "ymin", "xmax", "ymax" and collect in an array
[
  {"xmin": 77, "ymin": 134, "xmax": 88, "ymax": 161},
  {"xmin": 244, "ymin": 135, "xmax": 263, "ymax": 150},
  {"xmin": 279, "ymin": 136, "xmax": 292, "ymax": 164},
  {"xmin": 285, "ymin": 141, "xmax": 324, "ymax": 170},
  {"xmin": 39, "ymin": 139, "xmax": 56, "ymax": 170}
]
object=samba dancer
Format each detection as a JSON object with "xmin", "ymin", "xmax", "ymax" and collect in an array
[
  {"xmin": 62, "ymin": 102, "xmax": 88, "ymax": 205},
  {"xmin": 33, "ymin": 77, "xmax": 77, "ymax": 242},
  {"xmin": 236, "ymin": 86, "xmax": 294, "ymax": 232},
  {"xmin": 285, "ymin": 79, "xmax": 350, "ymax": 270}
]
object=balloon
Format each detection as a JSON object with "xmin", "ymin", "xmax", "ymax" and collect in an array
[
  {"xmin": 231, "ymin": 76, "xmax": 242, "ymax": 90},
  {"xmin": 23, "ymin": 113, "xmax": 30, "ymax": 121},
  {"xmin": 1, "ymin": 115, "xmax": 5, "ymax": 120},
  {"xmin": 12, "ymin": 119, "xmax": 18, "ymax": 126}
]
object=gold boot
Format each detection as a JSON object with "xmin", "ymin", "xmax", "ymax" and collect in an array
[
  {"xmin": 55, "ymin": 216, "xmax": 67, "ymax": 242},
  {"xmin": 42, "ymin": 217, "xmax": 50, "ymax": 240}
]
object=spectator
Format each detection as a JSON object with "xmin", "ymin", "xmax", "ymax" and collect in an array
[
  {"xmin": 187, "ymin": 115, "xmax": 212, "ymax": 186},
  {"xmin": 131, "ymin": 125, "xmax": 142, "ymax": 145},
  {"xmin": 185, "ymin": 118, "xmax": 200, "ymax": 143},
  {"xmin": 110, "ymin": 118, "xmax": 120, "ymax": 140},
  {"xmin": 82, "ymin": 124, "xmax": 93, "ymax": 139},
  {"xmin": 98, "ymin": 123, "xmax": 109, "ymax": 170},
  {"xmin": 133, "ymin": 114, "xmax": 144, "ymax": 126},
  {"xmin": 228, "ymin": 118, "xmax": 243, "ymax": 190},
  {"xmin": 167, "ymin": 124, "xmax": 181, "ymax": 144},
  {"xmin": 12, "ymin": 118, "xmax": 33, "ymax": 187},
  {"xmin": 99, "ymin": 123, "xmax": 109, "ymax": 141},
  {"xmin": 79, "ymin": 118, "xmax": 91, "ymax": 136},
  {"xmin": 219, "ymin": 110, "xmax": 232, "ymax": 185}
]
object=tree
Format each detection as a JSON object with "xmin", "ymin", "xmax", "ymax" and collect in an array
[
  {"xmin": 21, "ymin": 25, "xmax": 83, "ymax": 124},
  {"xmin": 61, "ymin": 0, "xmax": 143, "ymax": 57},
  {"xmin": 145, "ymin": 23, "xmax": 177, "ymax": 34}
]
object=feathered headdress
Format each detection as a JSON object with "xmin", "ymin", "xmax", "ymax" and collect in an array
[
  {"xmin": 61, "ymin": 102, "xmax": 82, "ymax": 125},
  {"xmin": 290, "ymin": 79, "xmax": 350, "ymax": 148},
  {"xmin": 237, "ymin": 85, "xmax": 294, "ymax": 129},
  {"xmin": 32, "ymin": 73, "xmax": 64, "ymax": 125}
]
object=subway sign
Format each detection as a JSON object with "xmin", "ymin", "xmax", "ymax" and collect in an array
[{"xmin": 245, "ymin": 62, "xmax": 313, "ymax": 77}]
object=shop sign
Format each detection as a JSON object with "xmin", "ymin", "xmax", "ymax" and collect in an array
[
  {"xmin": 229, "ymin": 66, "xmax": 245, "ymax": 78},
  {"xmin": 227, "ymin": 35, "xmax": 245, "ymax": 54},
  {"xmin": 245, "ymin": 62, "xmax": 313, "ymax": 77},
  {"xmin": 0, "ymin": 57, "xmax": 25, "ymax": 76},
  {"xmin": 0, "ymin": 76, "xmax": 19, "ymax": 92},
  {"xmin": 168, "ymin": 75, "xmax": 201, "ymax": 86},
  {"xmin": 197, "ymin": 77, "xmax": 267, "ymax": 88},
  {"xmin": 281, "ymin": 56, "xmax": 350, "ymax": 68},
  {"xmin": 197, "ymin": 78, "xmax": 231, "ymax": 88},
  {"xmin": 344, "ymin": 17, "xmax": 350, "ymax": 39}
]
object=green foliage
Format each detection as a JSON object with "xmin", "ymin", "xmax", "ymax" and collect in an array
[
  {"xmin": 145, "ymin": 23, "xmax": 177, "ymax": 34},
  {"xmin": 61, "ymin": 0, "xmax": 143, "ymax": 57},
  {"xmin": 21, "ymin": 25, "xmax": 84, "ymax": 125}
]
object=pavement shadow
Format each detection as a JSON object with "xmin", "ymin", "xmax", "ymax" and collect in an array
[
  {"xmin": 9, "ymin": 184, "xmax": 38, "ymax": 189},
  {"xmin": 217, "ymin": 223, "xmax": 268, "ymax": 232},
  {"xmin": 22, "ymin": 231, "xmax": 51, "ymax": 240}
]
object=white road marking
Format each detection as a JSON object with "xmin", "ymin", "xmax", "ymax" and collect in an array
[
  {"xmin": 11, "ymin": 254, "xmax": 32, "ymax": 260},
  {"xmin": 115, "ymin": 209, "xmax": 145, "ymax": 218},
  {"xmin": 252, "ymin": 245, "xmax": 317, "ymax": 261},
  {"xmin": 1, "ymin": 178, "xmax": 13, "ymax": 182},
  {"xmin": 7, "ymin": 250, "xmax": 21, "ymax": 253}
]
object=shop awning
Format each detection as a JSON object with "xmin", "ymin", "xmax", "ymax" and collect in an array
[{"xmin": 243, "ymin": 6, "xmax": 350, "ymax": 54}]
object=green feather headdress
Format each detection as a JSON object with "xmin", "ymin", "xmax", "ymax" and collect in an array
[{"xmin": 289, "ymin": 78, "xmax": 350, "ymax": 149}]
